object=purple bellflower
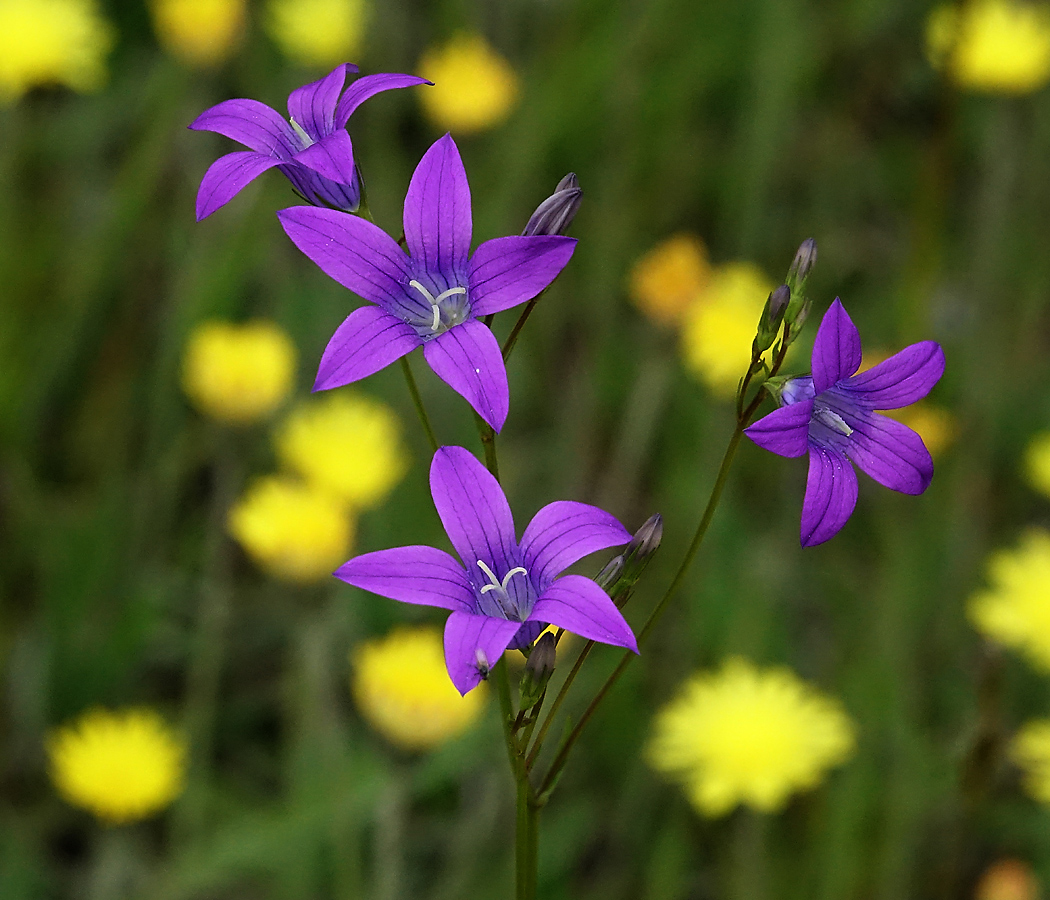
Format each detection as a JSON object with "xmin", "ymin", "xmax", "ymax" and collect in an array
[
  {"xmin": 189, "ymin": 63, "xmax": 429, "ymax": 221},
  {"xmin": 338, "ymin": 446, "xmax": 638, "ymax": 694},
  {"xmin": 276, "ymin": 134, "xmax": 577, "ymax": 432},
  {"xmin": 744, "ymin": 299, "xmax": 945, "ymax": 547}
]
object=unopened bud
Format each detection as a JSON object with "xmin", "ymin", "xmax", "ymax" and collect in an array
[
  {"xmin": 788, "ymin": 238, "xmax": 817, "ymax": 284},
  {"xmin": 595, "ymin": 555, "xmax": 625, "ymax": 591},
  {"xmin": 785, "ymin": 239, "xmax": 817, "ymax": 328},
  {"xmin": 754, "ymin": 284, "xmax": 791, "ymax": 352},
  {"xmin": 523, "ymin": 173, "xmax": 582, "ymax": 236},
  {"xmin": 520, "ymin": 632, "xmax": 557, "ymax": 709},
  {"xmin": 624, "ymin": 513, "xmax": 663, "ymax": 568}
]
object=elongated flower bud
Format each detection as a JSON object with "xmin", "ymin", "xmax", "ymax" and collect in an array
[
  {"xmin": 754, "ymin": 284, "xmax": 791, "ymax": 353},
  {"xmin": 785, "ymin": 239, "xmax": 817, "ymax": 333},
  {"xmin": 623, "ymin": 513, "xmax": 663, "ymax": 570},
  {"xmin": 788, "ymin": 238, "xmax": 817, "ymax": 285},
  {"xmin": 520, "ymin": 632, "xmax": 557, "ymax": 709},
  {"xmin": 523, "ymin": 173, "xmax": 582, "ymax": 236}
]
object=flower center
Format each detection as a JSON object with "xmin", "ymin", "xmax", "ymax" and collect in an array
[
  {"xmin": 289, "ymin": 117, "xmax": 314, "ymax": 149},
  {"xmin": 813, "ymin": 407, "xmax": 853, "ymax": 436},
  {"xmin": 476, "ymin": 559, "xmax": 529, "ymax": 619},
  {"xmin": 409, "ymin": 280, "xmax": 469, "ymax": 334}
]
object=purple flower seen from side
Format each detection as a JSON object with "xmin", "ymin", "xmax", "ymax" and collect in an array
[
  {"xmin": 189, "ymin": 63, "xmax": 429, "ymax": 221},
  {"xmin": 744, "ymin": 299, "xmax": 945, "ymax": 548},
  {"xmin": 338, "ymin": 446, "xmax": 637, "ymax": 694},
  {"xmin": 276, "ymin": 134, "xmax": 577, "ymax": 432}
]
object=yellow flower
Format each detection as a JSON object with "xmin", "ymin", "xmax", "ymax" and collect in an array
[
  {"xmin": 265, "ymin": 0, "xmax": 367, "ymax": 68},
  {"xmin": 418, "ymin": 33, "xmax": 519, "ymax": 134},
  {"xmin": 0, "ymin": 0, "xmax": 114, "ymax": 103},
  {"xmin": 969, "ymin": 530, "xmax": 1050, "ymax": 671},
  {"xmin": 507, "ymin": 624, "xmax": 576, "ymax": 666},
  {"xmin": 680, "ymin": 262, "xmax": 774, "ymax": 397},
  {"xmin": 182, "ymin": 321, "xmax": 297, "ymax": 425},
  {"xmin": 1012, "ymin": 719, "xmax": 1050, "ymax": 804},
  {"xmin": 647, "ymin": 658, "xmax": 855, "ymax": 817},
  {"xmin": 275, "ymin": 393, "xmax": 407, "ymax": 510},
  {"xmin": 1024, "ymin": 431, "xmax": 1050, "ymax": 499},
  {"xmin": 47, "ymin": 708, "xmax": 186, "ymax": 825},
  {"xmin": 628, "ymin": 234, "xmax": 710, "ymax": 327},
  {"xmin": 150, "ymin": 0, "xmax": 245, "ymax": 68},
  {"xmin": 974, "ymin": 858, "xmax": 1041, "ymax": 900},
  {"xmin": 885, "ymin": 404, "xmax": 956, "ymax": 459},
  {"xmin": 351, "ymin": 627, "xmax": 486, "ymax": 752},
  {"xmin": 228, "ymin": 475, "xmax": 353, "ymax": 582},
  {"xmin": 926, "ymin": 0, "xmax": 1050, "ymax": 94}
]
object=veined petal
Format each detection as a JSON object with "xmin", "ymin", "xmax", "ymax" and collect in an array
[
  {"xmin": 335, "ymin": 73, "xmax": 432, "ymax": 127},
  {"xmin": 811, "ymin": 299, "xmax": 862, "ymax": 394},
  {"xmin": 287, "ymin": 63, "xmax": 357, "ymax": 140},
  {"xmin": 801, "ymin": 446, "xmax": 858, "ymax": 547},
  {"xmin": 845, "ymin": 412, "xmax": 934, "ymax": 495},
  {"xmin": 444, "ymin": 611, "xmax": 523, "ymax": 695},
  {"xmin": 468, "ymin": 235, "xmax": 577, "ymax": 315},
  {"xmin": 530, "ymin": 576, "xmax": 637, "ymax": 652},
  {"xmin": 521, "ymin": 501, "xmax": 631, "ymax": 588},
  {"xmin": 314, "ymin": 307, "xmax": 421, "ymax": 391},
  {"xmin": 294, "ymin": 130, "xmax": 357, "ymax": 185},
  {"xmin": 424, "ymin": 321, "xmax": 509, "ymax": 432},
  {"xmin": 189, "ymin": 99, "xmax": 296, "ymax": 157},
  {"xmin": 196, "ymin": 151, "xmax": 284, "ymax": 221},
  {"xmin": 404, "ymin": 134, "xmax": 472, "ymax": 282},
  {"xmin": 744, "ymin": 401, "xmax": 813, "ymax": 458},
  {"xmin": 336, "ymin": 545, "xmax": 474, "ymax": 612},
  {"xmin": 843, "ymin": 341, "xmax": 945, "ymax": 410}
]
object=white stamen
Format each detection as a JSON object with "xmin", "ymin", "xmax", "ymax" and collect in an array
[
  {"xmin": 409, "ymin": 281, "xmax": 466, "ymax": 333},
  {"xmin": 408, "ymin": 279, "xmax": 436, "ymax": 304},
  {"xmin": 434, "ymin": 286, "xmax": 466, "ymax": 303},
  {"xmin": 430, "ymin": 305, "xmax": 441, "ymax": 331},
  {"xmin": 816, "ymin": 408, "xmax": 853, "ymax": 436},
  {"xmin": 289, "ymin": 117, "xmax": 314, "ymax": 148}
]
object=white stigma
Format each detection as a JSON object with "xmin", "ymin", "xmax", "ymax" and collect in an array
[
  {"xmin": 477, "ymin": 559, "xmax": 528, "ymax": 595},
  {"xmin": 816, "ymin": 407, "xmax": 853, "ymax": 436},
  {"xmin": 409, "ymin": 280, "xmax": 467, "ymax": 332},
  {"xmin": 289, "ymin": 117, "xmax": 314, "ymax": 148}
]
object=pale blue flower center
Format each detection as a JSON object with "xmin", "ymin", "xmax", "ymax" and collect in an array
[{"xmin": 410, "ymin": 280, "xmax": 470, "ymax": 334}]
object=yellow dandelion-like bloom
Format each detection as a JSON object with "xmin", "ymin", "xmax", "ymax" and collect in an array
[
  {"xmin": 647, "ymin": 658, "xmax": 855, "ymax": 817},
  {"xmin": 265, "ymin": 0, "xmax": 368, "ymax": 68},
  {"xmin": 275, "ymin": 393, "xmax": 407, "ymax": 510},
  {"xmin": 47, "ymin": 707, "xmax": 186, "ymax": 825},
  {"xmin": 418, "ymin": 33, "xmax": 519, "ymax": 134},
  {"xmin": 969, "ymin": 530, "xmax": 1050, "ymax": 671},
  {"xmin": 1024, "ymin": 431, "xmax": 1050, "ymax": 499},
  {"xmin": 351, "ymin": 627, "xmax": 486, "ymax": 752},
  {"xmin": 182, "ymin": 321, "xmax": 297, "ymax": 425},
  {"xmin": 680, "ymin": 262, "xmax": 774, "ymax": 398},
  {"xmin": 927, "ymin": 0, "xmax": 1050, "ymax": 94},
  {"xmin": 1012, "ymin": 719, "xmax": 1050, "ymax": 804},
  {"xmin": 150, "ymin": 0, "xmax": 245, "ymax": 68},
  {"xmin": 228, "ymin": 475, "xmax": 353, "ymax": 582},
  {"xmin": 628, "ymin": 234, "xmax": 710, "ymax": 327},
  {"xmin": 975, "ymin": 858, "xmax": 1041, "ymax": 900},
  {"xmin": 0, "ymin": 0, "xmax": 114, "ymax": 103}
]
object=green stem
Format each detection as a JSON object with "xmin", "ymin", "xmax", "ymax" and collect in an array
[
  {"xmin": 400, "ymin": 356, "xmax": 438, "ymax": 452},
  {"xmin": 474, "ymin": 412, "xmax": 500, "ymax": 481},
  {"xmin": 525, "ymin": 640, "xmax": 594, "ymax": 770},
  {"xmin": 516, "ymin": 778, "xmax": 539, "ymax": 900},
  {"xmin": 502, "ymin": 293, "xmax": 543, "ymax": 361}
]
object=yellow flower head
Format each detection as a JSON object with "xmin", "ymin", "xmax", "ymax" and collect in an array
[
  {"xmin": 182, "ymin": 320, "xmax": 297, "ymax": 425},
  {"xmin": 1012, "ymin": 719, "xmax": 1050, "ymax": 804},
  {"xmin": 228, "ymin": 475, "xmax": 353, "ymax": 582},
  {"xmin": 886, "ymin": 404, "xmax": 956, "ymax": 458},
  {"xmin": 1024, "ymin": 431, "xmax": 1050, "ymax": 499},
  {"xmin": 275, "ymin": 392, "xmax": 407, "ymax": 510},
  {"xmin": 47, "ymin": 707, "xmax": 186, "ymax": 824},
  {"xmin": 265, "ymin": 0, "xmax": 367, "ymax": 68},
  {"xmin": 974, "ymin": 858, "xmax": 1041, "ymax": 900},
  {"xmin": 927, "ymin": 0, "xmax": 1050, "ymax": 94},
  {"xmin": 969, "ymin": 530, "xmax": 1050, "ymax": 671},
  {"xmin": 628, "ymin": 234, "xmax": 710, "ymax": 327},
  {"xmin": 647, "ymin": 658, "xmax": 855, "ymax": 817},
  {"xmin": 0, "ymin": 0, "xmax": 114, "ymax": 103},
  {"xmin": 150, "ymin": 0, "xmax": 245, "ymax": 68},
  {"xmin": 351, "ymin": 627, "xmax": 486, "ymax": 752},
  {"xmin": 680, "ymin": 262, "xmax": 774, "ymax": 397},
  {"xmin": 418, "ymin": 33, "xmax": 519, "ymax": 134}
]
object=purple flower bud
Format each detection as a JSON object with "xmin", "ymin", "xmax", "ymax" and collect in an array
[
  {"xmin": 520, "ymin": 631, "xmax": 557, "ymax": 709},
  {"xmin": 523, "ymin": 173, "xmax": 582, "ymax": 236},
  {"xmin": 595, "ymin": 555, "xmax": 625, "ymax": 591},
  {"xmin": 624, "ymin": 513, "xmax": 663, "ymax": 567},
  {"xmin": 788, "ymin": 239, "xmax": 818, "ymax": 284},
  {"xmin": 768, "ymin": 284, "xmax": 790, "ymax": 321}
]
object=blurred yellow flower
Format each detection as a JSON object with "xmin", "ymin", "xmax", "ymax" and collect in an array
[
  {"xmin": 351, "ymin": 627, "xmax": 486, "ymax": 751},
  {"xmin": 0, "ymin": 0, "xmax": 114, "ymax": 103},
  {"xmin": 970, "ymin": 530, "xmax": 1050, "ymax": 671},
  {"xmin": 265, "ymin": 0, "xmax": 367, "ymax": 68},
  {"xmin": 150, "ymin": 0, "xmax": 245, "ymax": 68},
  {"xmin": 628, "ymin": 234, "xmax": 710, "ymax": 327},
  {"xmin": 182, "ymin": 321, "xmax": 297, "ymax": 425},
  {"xmin": 418, "ymin": 33, "xmax": 519, "ymax": 133},
  {"xmin": 228, "ymin": 475, "xmax": 353, "ymax": 582},
  {"xmin": 974, "ymin": 858, "xmax": 1041, "ymax": 900},
  {"xmin": 886, "ymin": 404, "xmax": 956, "ymax": 459},
  {"xmin": 507, "ymin": 624, "xmax": 576, "ymax": 665},
  {"xmin": 680, "ymin": 262, "xmax": 773, "ymax": 397},
  {"xmin": 275, "ymin": 392, "xmax": 407, "ymax": 510},
  {"xmin": 927, "ymin": 0, "xmax": 1050, "ymax": 93},
  {"xmin": 1024, "ymin": 431, "xmax": 1050, "ymax": 499},
  {"xmin": 647, "ymin": 658, "xmax": 855, "ymax": 817},
  {"xmin": 47, "ymin": 708, "xmax": 186, "ymax": 825},
  {"xmin": 1012, "ymin": 719, "xmax": 1050, "ymax": 804}
]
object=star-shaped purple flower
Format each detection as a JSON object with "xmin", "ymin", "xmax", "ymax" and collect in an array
[
  {"xmin": 189, "ymin": 63, "xmax": 429, "ymax": 221},
  {"xmin": 744, "ymin": 299, "xmax": 945, "ymax": 547},
  {"xmin": 338, "ymin": 446, "xmax": 637, "ymax": 694},
  {"xmin": 276, "ymin": 134, "xmax": 577, "ymax": 432}
]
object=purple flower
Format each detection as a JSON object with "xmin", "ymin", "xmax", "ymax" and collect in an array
[
  {"xmin": 276, "ymin": 134, "xmax": 577, "ymax": 432},
  {"xmin": 338, "ymin": 446, "xmax": 637, "ymax": 694},
  {"xmin": 189, "ymin": 63, "xmax": 429, "ymax": 221},
  {"xmin": 744, "ymin": 299, "xmax": 945, "ymax": 547}
]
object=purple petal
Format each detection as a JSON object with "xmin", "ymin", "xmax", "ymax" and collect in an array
[
  {"xmin": 444, "ymin": 611, "xmax": 523, "ymax": 695},
  {"xmin": 521, "ymin": 501, "xmax": 631, "ymax": 588},
  {"xmin": 424, "ymin": 321, "xmax": 509, "ymax": 432},
  {"xmin": 845, "ymin": 412, "xmax": 934, "ymax": 495},
  {"xmin": 744, "ymin": 400, "xmax": 814, "ymax": 458},
  {"xmin": 467, "ymin": 235, "xmax": 578, "ymax": 315},
  {"xmin": 843, "ymin": 341, "xmax": 945, "ymax": 410},
  {"xmin": 801, "ymin": 446, "xmax": 858, "ymax": 547},
  {"xmin": 335, "ymin": 72, "xmax": 432, "ymax": 128},
  {"xmin": 811, "ymin": 299, "xmax": 862, "ymax": 394},
  {"xmin": 530, "ymin": 575, "xmax": 637, "ymax": 652},
  {"xmin": 404, "ymin": 134, "xmax": 472, "ymax": 283},
  {"xmin": 429, "ymin": 446, "xmax": 518, "ymax": 576},
  {"xmin": 314, "ymin": 306, "xmax": 421, "ymax": 391},
  {"xmin": 195, "ymin": 151, "xmax": 284, "ymax": 221},
  {"xmin": 189, "ymin": 99, "xmax": 296, "ymax": 157},
  {"xmin": 293, "ymin": 130, "xmax": 357, "ymax": 185},
  {"xmin": 336, "ymin": 546, "xmax": 474, "ymax": 612},
  {"xmin": 287, "ymin": 63, "xmax": 356, "ymax": 140}
]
